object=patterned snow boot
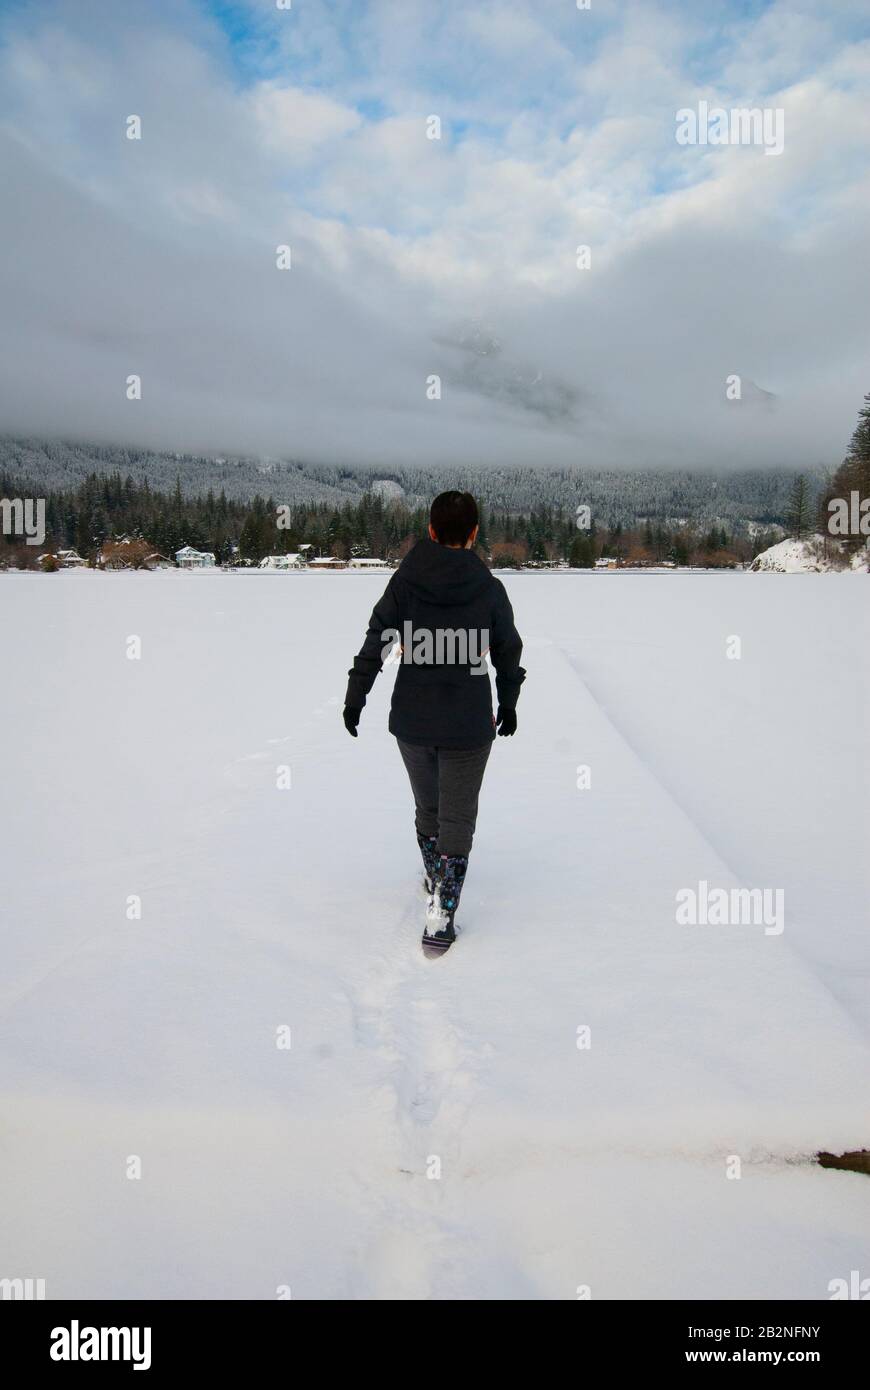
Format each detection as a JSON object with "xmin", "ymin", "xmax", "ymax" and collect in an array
[
  {"xmin": 422, "ymin": 853, "xmax": 469, "ymax": 958},
  {"xmin": 416, "ymin": 832, "xmax": 439, "ymax": 897}
]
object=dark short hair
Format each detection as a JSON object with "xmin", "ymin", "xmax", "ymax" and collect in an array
[{"xmin": 430, "ymin": 491, "xmax": 479, "ymax": 546}]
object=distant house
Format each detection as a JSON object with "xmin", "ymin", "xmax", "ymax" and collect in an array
[
  {"xmin": 175, "ymin": 545, "xmax": 216, "ymax": 569},
  {"xmin": 309, "ymin": 556, "xmax": 347, "ymax": 570},
  {"xmin": 144, "ymin": 553, "xmax": 174, "ymax": 570},
  {"xmin": 258, "ymin": 554, "xmax": 306, "ymax": 570},
  {"xmin": 56, "ymin": 549, "xmax": 87, "ymax": 569},
  {"xmin": 594, "ymin": 557, "xmax": 618, "ymax": 569},
  {"xmin": 348, "ymin": 557, "xmax": 390, "ymax": 570}
]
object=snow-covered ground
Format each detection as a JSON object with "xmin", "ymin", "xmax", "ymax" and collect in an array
[
  {"xmin": 1, "ymin": 570, "xmax": 868, "ymax": 1300},
  {"xmin": 750, "ymin": 534, "xmax": 870, "ymax": 572}
]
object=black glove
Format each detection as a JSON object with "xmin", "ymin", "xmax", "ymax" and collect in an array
[
  {"xmin": 496, "ymin": 706, "xmax": 517, "ymax": 737},
  {"xmin": 343, "ymin": 705, "xmax": 362, "ymax": 738}
]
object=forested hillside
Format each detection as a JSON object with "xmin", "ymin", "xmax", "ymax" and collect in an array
[
  {"xmin": 0, "ymin": 435, "xmax": 823, "ymax": 529},
  {"xmin": 0, "ymin": 469, "xmax": 785, "ymax": 570}
]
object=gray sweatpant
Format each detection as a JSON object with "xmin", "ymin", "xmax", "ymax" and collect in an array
[{"xmin": 397, "ymin": 738, "xmax": 492, "ymax": 858}]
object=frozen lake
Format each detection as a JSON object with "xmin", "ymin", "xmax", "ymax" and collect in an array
[{"xmin": 0, "ymin": 569, "xmax": 867, "ymax": 1298}]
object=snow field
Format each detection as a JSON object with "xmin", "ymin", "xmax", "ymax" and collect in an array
[{"xmin": 0, "ymin": 570, "xmax": 867, "ymax": 1298}]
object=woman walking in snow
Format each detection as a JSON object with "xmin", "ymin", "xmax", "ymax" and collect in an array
[{"xmin": 343, "ymin": 491, "xmax": 525, "ymax": 955}]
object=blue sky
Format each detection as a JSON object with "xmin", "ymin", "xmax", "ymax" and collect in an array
[{"xmin": 188, "ymin": 0, "xmax": 870, "ymax": 213}]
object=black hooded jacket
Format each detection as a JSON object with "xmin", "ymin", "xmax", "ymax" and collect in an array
[{"xmin": 345, "ymin": 538, "xmax": 526, "ymax": 748}]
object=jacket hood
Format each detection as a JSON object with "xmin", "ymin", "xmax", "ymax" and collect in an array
[{"xmin": 397, "ymin": 537, "xmax": 493, "ymax": 606}]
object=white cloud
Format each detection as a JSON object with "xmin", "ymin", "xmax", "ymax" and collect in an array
[{"xmin": 250, "ymin": 83, "xmax": 361, "ymax": 161}]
